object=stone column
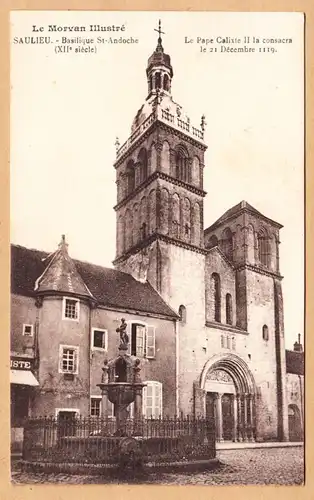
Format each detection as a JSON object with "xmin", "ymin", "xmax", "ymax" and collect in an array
[
  {"xmin": 215, "ymin": 393, "xmax": 223, "ymax": 442},
  {"xmin": 236, "ymin": 393, "xmax": 242, "ymax": 442},
  {"xmin": 243, "ymin": 394, "xmax": 248, "ymax": 442},
  {"xmin": 231, "ymin": 394, "xmax": 238, "ymax": 442},
  {"xmin": 101, "ymin": 360, "xmax": 110, "ymax": 418},
  {"xmin": 101, "ymin": 389, "xmax": 110, "ymax": 418},
  {"xmin": 133, "ymin": 387, "xmax": 143, "ymax": 436},
  {"xmin": 246, "ymin": 394, "xmax": 253, "ymax": 442}
]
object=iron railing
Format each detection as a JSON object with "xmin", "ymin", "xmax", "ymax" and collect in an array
[{"xmin": 23, "ymin": 415, "xmax": 216, "ymax": 465}]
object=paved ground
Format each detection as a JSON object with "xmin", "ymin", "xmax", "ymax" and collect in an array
[{"xmin": 11, "ymin": 447, "xmax": 304, "ymax": 485}]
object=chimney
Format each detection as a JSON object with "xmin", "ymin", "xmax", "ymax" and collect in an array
[{"xmin": 293, "ymin": 333, "xmax": 303, "ymax": 352}]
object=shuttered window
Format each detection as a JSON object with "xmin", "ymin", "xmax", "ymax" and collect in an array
[
  {"xmin": 143, "ymin": 381, "xmax": 162, "ymax": 418},
  {"xmin": 126, "ymin": 322, "xmax": 156, "ymax": 358}
]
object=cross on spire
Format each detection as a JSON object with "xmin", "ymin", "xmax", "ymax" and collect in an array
[
  {"xmin": 154, "ymin": 19, "xmax": 165, "ymax": 51},
  {"xmin": 154, "ymin": 19, "xmax": 165, "ymax": 39}
]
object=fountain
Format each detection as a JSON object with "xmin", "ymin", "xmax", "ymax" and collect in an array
[{"xmin": 97, "ymin": 319, "xmax": 146, "ymax": 466}]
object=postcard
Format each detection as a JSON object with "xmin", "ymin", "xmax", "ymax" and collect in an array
[{"xmin": 10, "ymin": 10, "xmax": 304, "ymax": 485}]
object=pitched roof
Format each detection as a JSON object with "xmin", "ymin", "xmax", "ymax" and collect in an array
[
  {"xmin": 35, "ymin": 236, "xmax": 92, "ymax": 298},
  {"xmin": 205, "ymin": 200, "xmax": 283, "ymax": 233},
  {"xmin": 285, "ymin": 349, "xmax": 304, "ymax": 375},
  {"xmin": 11, "ymin": 244, "xmax": 177, "ymax": 319}
]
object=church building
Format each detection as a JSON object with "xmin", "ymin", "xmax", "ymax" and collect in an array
[{"xmin": 10, "ymin": 24, "xmax": 304, "ymax": 451}]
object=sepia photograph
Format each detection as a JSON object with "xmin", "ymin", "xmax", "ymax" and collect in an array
[{"xmin": 9, "ymin": 10, "xmax": 304, "ymax": 485}]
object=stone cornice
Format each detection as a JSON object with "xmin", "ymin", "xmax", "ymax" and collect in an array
[
  {"xmin": 114, "ymin": 121, "xmax": 158, "ymax": 167},
  {"xmin": 235, "ymin": 263, "xmax": 283, "ymax": 280},
  {"xmin": 114, "ymin": 117, "xmax": 207, "ymax": 168},
  {"xmin": 114, "ymin": 171, "xmax": 207, "ymax": 211},
  {"xmin": 157, "ymin": 119, "xmax": 207, "ymax": 151},
  {"xmin": 113, "ymin": 232, "xmax": 207, "ymax": 266},
  {"xmin": 205, "ymin": 321, "xmax": 249, "ymax": 335}
]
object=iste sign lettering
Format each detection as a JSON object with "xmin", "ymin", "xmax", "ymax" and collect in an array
[{"xmin": 10, "ymin": 358, "xmax": 32, "ymax": 370}]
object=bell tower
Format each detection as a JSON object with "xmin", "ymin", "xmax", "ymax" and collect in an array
[{"xmin": 113, "ymin": 21, "xmax": 207, "ymax": 315}]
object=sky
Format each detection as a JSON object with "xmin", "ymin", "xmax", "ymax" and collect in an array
[{"xmin": 10, "ymin": 11, "xmax": 304, "ymax": 349}]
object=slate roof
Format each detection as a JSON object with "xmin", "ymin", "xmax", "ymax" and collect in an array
[
  {"xmin": 285, "ymin": 350, "xmax": 304, "ymax": 376},
  {"xmin": 205, "ymin": 200, "xmax": 283, "ymax": 232},
  {"xmin": 35, "ymin": 237, "xmax": 92, "ymax": 298},
  {"xmin": 11, "ymin": 244, "xmax": 177, "ymax": 319}
]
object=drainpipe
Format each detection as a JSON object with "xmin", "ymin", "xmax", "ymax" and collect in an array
[
  {"xmin": 175, "ymin": 319, "xmax": 179, "ymax": 416},
  {"xmin": 88, "ymin": 300, "xmax": 93, "ymax": 417}
]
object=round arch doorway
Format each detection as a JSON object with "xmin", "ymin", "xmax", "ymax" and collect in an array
[{"xmin": 200, "ymin": 354, "xmax": 256, "ymax": 443}]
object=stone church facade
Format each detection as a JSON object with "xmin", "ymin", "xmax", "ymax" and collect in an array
[
  {"xmin": 112, "ymin": 30, "xmax": 304, "ymax": 442},
  {"xmin": 10, "ymin": 29, "xmax": 304, "ymax": 449}
]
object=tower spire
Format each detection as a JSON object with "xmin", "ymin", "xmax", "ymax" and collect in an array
[
  {"xmin": 146, "ymin": 21, "xmax": 173, "ymax": 96},
  {"xmin": 154, "ymin": 19, "xmax": 165, "ymax": 52}
]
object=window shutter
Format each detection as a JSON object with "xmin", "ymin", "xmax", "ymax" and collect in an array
[
  {"xmin": 142, "ymin": 385, "xmax": 147, "ymax": 417},
  {"xmin": 136, "ymin": 325, "xmax": 145, "ymax": 357},
  {"xmin": 59, "ymin": 347, "xmax": 64, "ymax": 372},
  {"xmin": 145, "ymin": 325, "xmax": 156, "ymax": 358},
  {"xmin": 126, "ymin": 322, "xmax": 132, "ymax": 355},
  {"xmin": 74, "ymin": 348, "xmax": 78, "ymax": 374}
]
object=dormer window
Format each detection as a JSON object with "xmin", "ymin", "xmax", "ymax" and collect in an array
[{"xmin": 63, "ymin": 297, "xmax": 80, "ymax": 321}]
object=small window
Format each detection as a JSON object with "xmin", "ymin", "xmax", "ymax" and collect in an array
[
  {"xmin": 91, "ymin": 328, "xmax": 107, "ymax": 350},
  {"xmin": 143, "ymin": 381, "xmax": 162, "ymax": 418},
  {"xmin": 63, "ymin": 297, "xmax": 80, "ymax": 321},
  {"xmin": 262, "ymin": 325, "xmax": 269, "ymax": 341},
  {"xmin": 90, "ymin": 397, "xmax": 101, "ymax": 417},
  {"xmin": 23, "ymin": 324, "xmax": 34, "ymax": 336},
  {"xmin": 59, "ymin": 345, "xmax": 79, "ymax": 374},
  {"xmin": 179, "ymin": 305, "xmax": 187, "ymax": 323}
]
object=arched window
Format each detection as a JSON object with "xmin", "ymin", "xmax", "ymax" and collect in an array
[
  {"xmin": 163, "ymin": 74, "xmax": 169, "ymax": 91},
  {"xmin": 175, "ymin": 146, "xmax": 190, "ymax": 183},
  {"xmin": 179, "ymin": 305, "xmax": 187, "ymax": 323},
  {"xmin": 207, "ymin": 235, "xmax": 218, "ymax": 249},
  {"xmin": 138, "ymin": 148, "xmax": 148, "ymax": 183},
  {"xmin": 126, "ymin": 160, "xmax": 135, "ymax": 195},
  {"xmin": 149, "ymin": 74, "xmax": 153, "ymax": 92},
  {"xmin": 211, "ymin": 273, "xmax": 221, "ymax": 322},
  {"xmin": 155, "ymin": 72, "xmax": 161, "ymax": 89},
  {"xmin": 221, "ymin": 227, "xmax": 233, "ymax": 261},
  {"xmin": 262, "ymin": 325, "xmax": 269, "ymax": 341},
  {"xmin": 258, "ymin": 229, "xmax": 269, "ymax": 266},
  {"xmin": 226, "ymin": 293, "xmax": 233, "ymax": 325}
]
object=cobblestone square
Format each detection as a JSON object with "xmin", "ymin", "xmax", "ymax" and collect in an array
[{"xmin": 11, "ymin": 446, "xmax": 304, "ymax": 486}]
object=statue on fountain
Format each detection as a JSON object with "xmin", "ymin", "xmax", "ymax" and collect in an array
[{"xmin": 116, "ymin": 318, "xmax": 129, "ymax": 348}]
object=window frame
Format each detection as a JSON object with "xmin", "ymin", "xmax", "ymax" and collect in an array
[
  {"xmin": 59, "ymin": 344, "xmax": 79, "ymax": 375},
  {"xmin": 90, "ymin": 396, "xmax": 102, "ymax": 417},
  {"xmin": 62, "ymin": 296, "xmax": 80, "ymax": 322},
  {"xmin": 23, "ymin": 323, "xmax": 34, "ymax": 337},
  {"xmin": 91, "ymin": 328, "xmax": 108, "ymax": 351},
  {"xmin": 143, "ymin": 381, "xmax": 163, "ymax": 419},
  {"xmin": 126, "ymin": 321, "xmax": 156, "ymax": 359}
]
